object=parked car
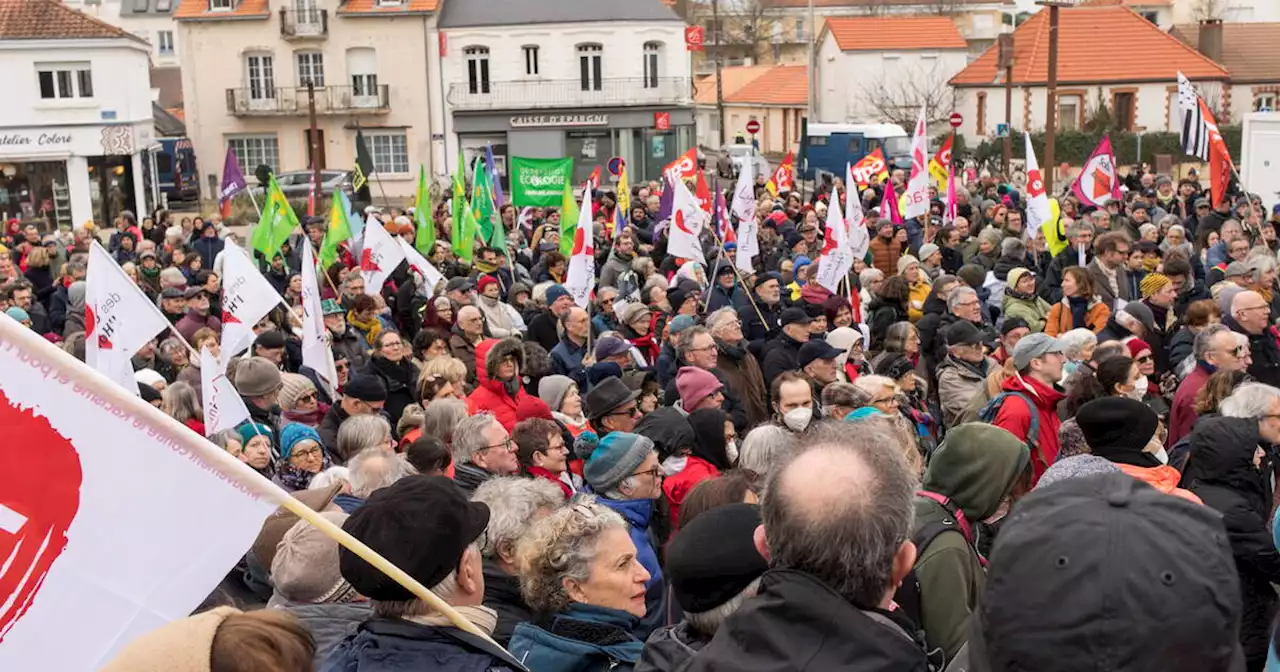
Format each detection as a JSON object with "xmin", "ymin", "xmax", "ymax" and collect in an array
[
  {"xmin": 717, "ymin": 143, "xmax": 770, "ymax": 179},
  {"xmin": 250, "ymin": 169, "xmax": 356, "ymax": 202}
]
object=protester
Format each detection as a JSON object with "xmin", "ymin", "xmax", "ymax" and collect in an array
[
  {"xmin": 990, "ymin": 333, "xmax": 1066, "ymax": 483},
  {"xmin": 452, "ymin": 411, "xmax": 520, "ymax": 495},
  {"xmin": 102, "ymin": 608, "xmax": 315, "ymax": 672}
]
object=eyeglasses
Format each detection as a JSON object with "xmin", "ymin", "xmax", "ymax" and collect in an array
[
  {"xmin": 296, "ymin": 392, "xmax": 316, "ymax": 404},
  {"xmin": 631, "ymin": 466, "xmax": 664, "ymax": 480},
  {"xmin": 334, "ymin": 362, "xmax": 350, "ymax": 372},
  {"xmin": 292, "ymin": 446, "xmax": 322, "ymax": 459},
  {"xmin": 871, "ymin": 395, "xmax": 898, "ymax": 406},
  {"xmin": 478, "ymin": 437, "xmax": 516, "ymax": 453},
  {"xmin": 1136, "ymin": 355, "xmax": 1153, "ymax": 364},
  {"xmin": 609, "ymin": 404, "xmax": 641, "ymax": 417},
  {"xmin": 382, "ymin": 341, "xmax": 403, "ymax": 349}
]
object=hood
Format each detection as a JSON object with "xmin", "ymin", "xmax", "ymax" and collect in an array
[
  {"xmin": 595, "ymin": 492, "xmax": 654, "ymax": 529},
  {"xmin": 634, "ymin": 407, "xmax": 696, "ymax": 461},
  {"xmin": 1002, "ymin": 372, "xmax": 1065, "ymax": 411},
  {"xmin": 923, "ymin": 424, "xmax": 1029, "ymax": 520},
  {"xmin": 1182, "ymin": 416, "xmax": 1263, "ymax": 488},
  {"xmin": 992, "ymin": 255, "xmax": 1022, "ymax": 281},
  {"xmin": 687, "ymin": 407, "xmax": 731, "ymax": 470},
  {"xmin": 477, "ymin": 337, "xmax": 526, "ymax": 390},
  {"xmin": 637, "ymin": 622, "xmax": 706, "ymax": 670},
  {"xmin": 937, "ymin": 355, "xmax": 989, "ymax": 381}
]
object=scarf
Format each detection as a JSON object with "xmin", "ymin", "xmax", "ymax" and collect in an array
[
  {"xmin": 474, "ymin": 259, "xmax": 500, "ymax": 274},
  {"xmin": 406, "ymin": 604, "xmax": 499, "ymax": 635},
  {"xmin": 1006, "ymin": 287, "xmax": 1037, "ymax": 302},
  {"xmin": 283, "ymin": 406, "xmax": 327, "ymax": 427},
  {"xmin": 275, "ymin": 456, "xmax": 328, "ymax": 491},
  {"xmin": 1067, "ymin": 295, "xmax": 1089, "ymax": 329},
  {"xmin": 140, "ymin": 265, "xmax": 161, "ymax": 279},
  {"xmin": 347, "ymin": 310, "xmax": 382, "ymax": 346},
  {"xmin": 552, "ymin": 410, "xmax": 591, "ymax": 433},
  {"xmin": 1097, "ymin": 261, "xmax": 1119, "ymax": 297}
]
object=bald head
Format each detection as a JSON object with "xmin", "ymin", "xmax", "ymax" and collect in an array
[
  {"xmin": 761, "ymin": 421, "xmax": 917, "ymax": 609},
  {"xmin": 1232, "ymin": 290, "xmax": 1270, "ymax": 335},
  {"xmin": 457, "ymin": 305, "xmax": 484, "ymax": 338}
]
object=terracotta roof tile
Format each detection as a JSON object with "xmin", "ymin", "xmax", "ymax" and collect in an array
[
  {"xmin": 336, "ymin": 0, "xmax": 438, "ymax": 16},
  {"xmin": 726, "ymin": 65, "xmax": 808, "ymax": 106},
  {"xmin": 950, "ymin": 6, "xmax": 1227, "ymax": 86},
  {"xmin": 765, "ymin": 0, "xmax": 989, "ymax": 6},
  {"xmin": 823, "ymin": 16, "xmax": 967, "ymax": 51},
  {"xmin": 1170, "ymin": 23, "xmax": 1280, "ymax": 84},
  {"xmin": 0, "ymin": 0, "xmax": 146, "ymax": 41},
  {"xmin": 694, "ymin": 65, "xmax": 775, "ymax": 105},
  {"xmin": 175, "ymin": 0, "xmax": 269, "ymax": 20},
  {"xmin": 1079, "ymin": 0, "xmax": 1171, "ymax": 7}
]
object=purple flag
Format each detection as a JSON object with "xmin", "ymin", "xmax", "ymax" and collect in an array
[
  {"xmin": 655, "ymin": 172, "xmax": 674, "ymax": 235},
  {"xmin": 485, "ymin": 145, "xmax": 505, "ymax": 209},
  {"xmin": 219, "ymin": 145, "xmax": 247, "ymax": 207}
]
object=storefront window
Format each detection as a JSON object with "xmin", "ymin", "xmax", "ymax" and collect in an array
[
  {"xmin": 0, "ymin": 161, "xmax": 69, "ymax": 230},
  {"xmin": 566, "ymin": 131, "xmax": 612, "ymax": 184},
  {"xmin": 87, "ymin": 156, "xmax": 136, "ymax": 228}
]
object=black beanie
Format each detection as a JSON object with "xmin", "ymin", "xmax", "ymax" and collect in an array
[
  {"xmin": 1076, "ymin": 397, "xmax": 1161, "ymax": 468},
  {"xmin": 344, "ymin": 374, "xmax": 388, "ymax": 402},
  {"xmin": 665, "ymin": 503, "xmax": 768, "ymax": 613}
]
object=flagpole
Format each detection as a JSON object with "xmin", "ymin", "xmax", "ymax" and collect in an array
[
  {"xmin": 708, "ymin": 225, "xmax": 767, "ymax": 328},
  {"xmin": 354, "ymin": 119, "xmax": 392, "ymax": 209},
  {"xmin": 91, "ymin": 240, "xmax": 201, "ymax": 360}
]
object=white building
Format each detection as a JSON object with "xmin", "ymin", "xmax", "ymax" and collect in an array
[
  {"xmin": 949, "ymin": 5, "xmax": 1228, "ymax": 139},
  {"xmin": 438, "ymin": 0, "xmax": 693, "ymax": 185},
  {"xmin": 815, "ymin": 16, "xmax": 970, "ymax": 124},
  {"xmin": 0, "ymin": 0, "xmax": 161, "ymax": 229},
  {"xmin": 62, "ymin": 0, "xmax": 184, "ymax": 109}
]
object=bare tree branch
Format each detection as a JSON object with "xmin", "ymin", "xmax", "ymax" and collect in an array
[{"xmin": 851, "ymin": 61, "xmax": 957, "ymax": 127}]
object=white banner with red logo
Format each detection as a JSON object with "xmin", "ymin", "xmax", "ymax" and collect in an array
[
  {"xmin": 0, "ymin": 314, "xmax": 280, "ymax": 670},
  {"xmin": 300, "ymin": 241, "xmax": 338, "ymax": 399},
  {"xmin": 845, "ymin": 162, "xmax": 869, "ymax": 262},
  {"xmin": 398, "ymin": 238, "xmax": 446, "ymax": 298},
  {"xmin": 565, "ymin": 183, "xmax": 596, "ymax": 309},
  {"xmin": 360, "ymin": 215, "xmax": 406, "ymax": 296},
  {"xmin": 815, "ymin": 196, "xmax": 852, "ymax": 294},
  {"xmin": 1070, "ymin": 135, "xmax": 1122, "ymax": 208},
  {"xmin": 200, "ymin": 345, "xmax": 251, "ymax": 435},
  {"xmin": 902, "ymin": 106, "xmax": 931, "ymax": 220},
  {"xmin": 1024, "ymin": 132, "xmax": 1053, "ymax": 237},
  {"xmin": 219, "ymin": 243, "xmax": 282, "ymax": 364},
  {"xmin": 668, "ymin": 178, "xmax": 707, "ymax": 265},
  {"xmin": 85, "ymin": 241, "xmax": 170, "ymax": 394}
]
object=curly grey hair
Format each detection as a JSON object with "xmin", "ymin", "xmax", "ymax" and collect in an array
[
  {"xmin": 348, "ymin": 447, "xmax": 415, "ymax": 499},
  {"xmin": 1057, "ymin": 328, "xmax": 1098, "ymax": 361},
  {"xmin": 470, "ymin": 477, "xmax": 565, "ymax": 563},
  {"xmin": 515, "ymin": 496, "xmax": 628, "ymax": 615},
  {"xmin": 421, "ymin": 398, "xmax": 469, "ymax": 448}
]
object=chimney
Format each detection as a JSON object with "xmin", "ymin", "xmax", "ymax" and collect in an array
[{"xmin": 1198, "ymin": 19, "xmax": 1223, "ymax": 63}]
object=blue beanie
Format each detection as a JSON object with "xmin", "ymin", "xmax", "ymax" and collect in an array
[
  {"xmin": 844, "ymin": 407, "xmax": 886, "ymax": 423},
  {"xmin": 279, "ymin": 423, "xmax": 322, "ymax": 460},
  {"xmin": 545, "ymin": 284, "xmax": 571, "ymax": 305},
  {"xmin": 585, "ymin": 432, "xmax": 655, "ymax": 494},
  {"xmin": 668, "ymin": 314, "xmax": 697, "ymax": 336},
  {"xmin": 237, "ymin": 422, "xmax": 275, "ymax": 448}
]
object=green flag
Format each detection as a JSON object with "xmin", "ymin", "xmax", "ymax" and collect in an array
[
  {"xmin": 413, "ymin": 165, "xmax": 435, "ymax": 256},
  {"xmin": 471, "ymin": 159, "xmax": 496, "ymax": 244},
  {"xmin": 510, "ymin": 157, "xmax": 574, "ymax": 207},
  {"xmin": 250, "ymin": 175, "xmax": 300, "ymax": 259},
  {"xmin": 451, "ymin": 151, "xmax": 476, "ymax": 263},
  {"xmin": 559, "ymin": 178, "xmax": 579, "ymax": 258},
  {"xmin": 319, "ymin": 190, "xmax": 353, "ymax": 269}
]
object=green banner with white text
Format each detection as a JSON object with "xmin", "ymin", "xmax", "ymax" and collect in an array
[{"xmin": 509, "ymin": 157, "xmax": 574, "ymax": 207}]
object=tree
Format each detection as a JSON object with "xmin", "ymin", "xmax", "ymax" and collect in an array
[
  {"xmin": 688, "ymin": 0, "xmax": 781, "ymax": 65},
  {"xmin": 1189, "ymin": 0, "xmax": 1226, "ymax": 21},
  {"xmin": 852, "ymin": 61, "xmax": 957, "ymax": 128}
]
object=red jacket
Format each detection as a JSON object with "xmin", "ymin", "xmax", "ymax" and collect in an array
[
  {"xmin": 991, "ymin": 373, "xmax": 1064, "ymax": 483},
  {"xmin": 466, "ymin": 338, "xmax": 531, "ymax": 433},
  {"xmin": 662, "ymin": 456, "xmax": 720, "ymax": 530},
  {"xmin": 1167, "ymin": 363, "xmax": 1211, "ymax": 448}
]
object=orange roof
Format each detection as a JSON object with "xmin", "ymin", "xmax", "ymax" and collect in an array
[
  {"xmin": 727, "ymin": 65, "xmax": 808, "ymax": 106},
  {"xmin": 765, "ymin": 0, "xmax": 990, "ymax": 6},
  {"xmin": 1171, "ymin": 23, "xmax": 1280, "ymax": 84},
  {"xmin": 0, "ymin": 0, "xmax": 145, "ymax": 41},
  {"xmin": 823, "ymin": 16, "xmax": 967, "ymax": 51},
  {"xmin": 694, "ymin": 65, "xmax": 774, "ymax": 105},
  {"xmin": 950, "ymin": 6, "xmax": 1227, "ymax": 86},
  {"xmin": 175, "ymin": 0, "xmax": 269, "ymax": 20},
  {"xmin": 336, "ymin": 0, "xmax": 438, "ymax": 16},
  {"xmin": 1079, "ymin": 0, "xmax": 1171, "ymax": 6}
]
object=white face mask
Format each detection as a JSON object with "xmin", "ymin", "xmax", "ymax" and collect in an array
[
  {"xmin": 1127, "ymin": 375, "xmax": 1149, "ymax": 400},
  {"xmin": 782, "ymin": 407, "xmax": 813, "ymax": 432},
  {"xmin": 726, "ymin": 439, "xmax": 739, "ymax": 464},
  {"xmin": 1145, "ymin": 435, "xmax": 1169, "ymax": 465}
]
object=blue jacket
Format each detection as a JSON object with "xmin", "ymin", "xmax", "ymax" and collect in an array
[
  {"xmin": 655, "ymin": 343, "xmax": 679, "ymax": 389},
  {"xmin": 321, "ymin": 617, "xmax": 527, "ymax": 672},
  {"xmin": 509, "ymin": 604, "xmax": 644, "ymax": 672},
  {"xmin": 550, "ymin": 336, "xmax": 589, "ymax": 389},
  {"xmin": 193, "ymin": 235, "xmax": 225, "ymax": 270},
  {"xmin": 596, "ymin": 495, "xmax": 669, "ymax": 639}
]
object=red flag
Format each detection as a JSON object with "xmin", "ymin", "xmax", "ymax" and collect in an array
[
  {"xmin": 695, "ymin": 170, "xmax": 712, "ymax": 214},
  {"xmin": 1200, "ymin": 98, "xmax": 1233, "ymax": 208},
  {"xmin": 587, "ymin": 166, "xmax": 601, "ymax": 192},
  {"xmin": 663, "ymin": 148, "xmax": 698, "ymax": 184},
  {"xmin": 850, "ymin": 149, "xmax": 890, "ymax": 188},
  {"xmin": 765, "ymin": 152, "xmax": 795, "ymax": 197}
]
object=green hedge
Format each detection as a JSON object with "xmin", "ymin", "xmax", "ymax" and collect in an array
[{"xmin": 963, "ymin": 126, "xmax": 1242, "ymax": 167}]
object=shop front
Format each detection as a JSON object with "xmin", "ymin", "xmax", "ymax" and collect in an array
[
  {"xmin": 453, "ymin": 107, "xmax": 695, "ymax": 192},
  {"xmin": 0, "ymin": 122, "xmax": 160, "ymax": 231}
]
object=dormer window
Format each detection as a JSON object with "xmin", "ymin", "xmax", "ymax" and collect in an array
[
  {"xmin": 209, "ymin": 0, "xmax": 233, "ymax": 10},
  {"xmin": 376, "ymin": 0, "xmax": 402, "ymax": 6}
]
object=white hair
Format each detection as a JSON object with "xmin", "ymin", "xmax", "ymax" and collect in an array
[
  {"xmin": 348, "ymin": 447, "xmax": 416, "ymax": 499},
  {"xmin": 1220, "ymin": 383, "xmax": 1280, "ymax": 419},
  {"xmin": 738, "ymin": 424, "xmax": 797, "ymax": 477},
  {"xmin": 1057, "ymin": 328, "xmax": 1097, "ymax": 361},
  {"xmin": 470, "ymin": 477, "xmax": 565, "ymax": 561}
]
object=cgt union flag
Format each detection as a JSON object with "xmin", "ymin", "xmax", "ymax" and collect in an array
[
  {"xmin": 0, "ymin": 313, "xmax": 280, "ymax": 670},
  {"xmin": 86, "ymin": 241, "xmax": 170, "ymax": 394}
]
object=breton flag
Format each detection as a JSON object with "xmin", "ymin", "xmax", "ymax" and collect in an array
[
  {"xmin": 85, "ymin": 241, "xmax": 170, "ymax": 394},
  {"xmin": 300, "ymin": 241, "xmax": 338, "ymax": 399},
  {"xmin": 200, "ymin": 345, "xmax": 251, "ymax": 435},
  {"xmin": 0, "ymin": 315, "xmax": 279, "ymax": 669},
  {"xmin": 398, "ymin": 238, "xmax": 445, "ymax": 297},
  {"xmin": 360, "ymin": 214, "xmax": 406, "ymax": 295},
  {"xmin": 1178, "ymin": 72, "xmax": 1210, "ymax": 161},
  {"xmin": 668, "ymin": 177, "xmax": 708, "ymax": 264},
  {"xmin": 219, "ymin": 243, "xmax": 281, "ymax": 364},
  {"xmin": 564, "ymin": 183, "xmax": 596, "ymax": 309}
]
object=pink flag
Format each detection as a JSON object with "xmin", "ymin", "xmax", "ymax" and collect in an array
[
  {"xmin": 360, "ymin": 215, "xmax": 407, "ymax": 296},
  {"xmin": 1070, "ymin": 135, "xmax": 1122, "ymax": 208},
  {"xmin": 945, "ymin": 166, "xmax": 958, "ymax": 223},
  {"xmin": 86, "ymin": 241, "xmax": 170, "ymax": 393},
  {"xmin": 881, "ymin": 184, "xmax": 903, "ymax": 224}
]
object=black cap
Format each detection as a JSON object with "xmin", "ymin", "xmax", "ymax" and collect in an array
[
  {"xmin": 445, "ymin": 277, "xmax": 475, "ymax": 293},
  {"xmin": 667, "ymin": 286, "xmax": 694, "ymax": 313},
  {"xmin": 344, "ymin": 374, "xmax": 388, "ymax": 402},
  {"xmin": 1076, "ymin": 397, "xmax": 1161, "ymax": 467},
  {"xmin": 974, "ymin": 473, "xmax": 1242, "ymax": 671},
  {"xmin": 583, "ymin": 376, "xmax": 642, "ymax": 421},
  {"xmin": 340, "ymin": 476, "xmax": 490, "ymax": 600},
  {"xmin": 753, "ymin": 271, "xmax": 781, "ymax": 290},
  {"xmin": 779, "ymin": 307, "xmax": 812, "ymax": 327},
  {"xmin": 666, "ymin": 503, "xmax": 768, "ymax": 613},
  {"xmin": 254, "ymin": 329, "xmax": 287, "ymax": 350},
  {"xmin": 798, "ymin": 340, "xmax": 841, "ymax": 368},
  {"xmin": 945, "ymin": 320, "xmax": 984, "ymax": 347},
  {"xmin": 999, "ymin": 317, "xmax": 1030, "ymax": 337}
]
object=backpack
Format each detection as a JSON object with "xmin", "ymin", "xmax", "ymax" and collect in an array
[
  {"xmin": 893, "ymin": 491, "xmax": 985, "ymax": 651},
  {"xmin": 976, "ymin": 391, "xmax": 1040, "ymax": 453}
]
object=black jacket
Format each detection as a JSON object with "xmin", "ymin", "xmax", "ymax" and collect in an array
[
  {"xmin": 1173, "ymin": 279, "xmax": 1212, "ymax": 320},
  {"xmin": 684, "ymin": 570, "xmax": 928, "ymax": 672},
  {"xmin": 661, "ymin": 367, "xmax": 749, "ymax": 434},
  {"xmin": 528, "ymin": 309, "xmax": 560, "ymax": 352},
  {"xmin": 1183, "ymin": 417, "xmax": 1280, "ymax": 669},
  {"xmin": 317, "ymin": 404, "xmax": 351, "ymax": 462},
  {"xmin": 636, "ymin": 622, "xmax": 708, "ymax": 672},
  {"xmin": 1227, "ymin": 317, "xmax": 1280, "ymax": 388},
  {"xmin": 1039, "ymin": 247, "xmax": 1093, "ymax": 305},
  {"xmin": 360, "ymin": 356, "xmax": 419, "ymax": 431},
  {"xmin": 761, "ymin": 332, "xmax": 806, "ymax": 385},
  {"xmin": 320, "ymin": 617, "xmax": 526, "ymax": 672},
  {"xmin": 739, "ymin": 298, "xmax": 783, "ymax": 361},
  {"xmin": 915, "ymin": 294, "xmax": 951, "ymax": 371},
  {"xmin": 867, "ymin": 298, "xmax": 910, "ymax": 352},
  {"xmin": 483, "ymin": 560, "xmax": 532, "ymax": 647}
]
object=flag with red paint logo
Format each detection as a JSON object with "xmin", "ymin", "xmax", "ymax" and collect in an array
[
  {"xmin": 360, "ymin": 215, "xmax": 406, "ymax": 298},
  {"xmin": 928, "ymin": 134, "xmax": 953, "ymax": 186},
  {"xmin": 0, "ymin": 315, "xmax": 280, "ymax": 670},
  {"xmin": 713, "ymin": 186, "xmax": 736, "ymax": 245},
  {"xmin": 587, "ymin": 166, "xmax": 601, "ymax": 192},
  {"xmin": 844, "ymin": 163, "xmax": 869, "ymax": 262},
  {"xmin": 663, "ymin": 148, "xmax": 699, "ymax": 185},
  {"xmin": 219, "ymin": 243, "xmax": 282, "ymax": 364},
  {"xmin": 814, "ymin": 193, "xmax": 853, "ymax": 294},
  {"xmin": 902, "ymin": 106, "xmax": 930, "ymax": 220},
  {"xmin": 200, "ymin": 345, "xmax": 250, "ymax": 434},
  {"xmin": 850, "ymin": 149, "xmax": 890, "ymax": 188},
  {"xmin": 564, "ymin": 183, "xmax": 596, "ymax": 309},
  {"xmin": 668, "ymin": 178, "xmax": 707, "ymax": 264},
  {"xmin": 765, "ymin": 152, "xmax": 794, "ymax": 197},
  {"xmin": 1070, "ymin": 135, "xmax": 1122, "ymax": 208},
  {"xmin": 85, "ymin": 241, "xmax": 170, "ymax": 394},
  {"xmin": 1024, "ymin": 133, "xmax": 1053, "ymax": 236}
]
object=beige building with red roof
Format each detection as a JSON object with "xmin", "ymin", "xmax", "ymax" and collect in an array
[{"xmin": 694, "ymin": 65, "xmax": 807, "ymax": 155}]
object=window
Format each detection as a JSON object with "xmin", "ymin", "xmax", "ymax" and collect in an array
[
  {"xmin": 1167, "ymin": 89, "xmax": 1181, "ymax": 132},
  {"xmin": 577, "ymin": 43, "xmax": 602, "ymax": 92},
  {"xmin": 1058, "ymin": 94, "xmax": 1082, "ymax": 132},
  {"xmin": 1140, "ymin": 10, "xmax": 1158, "ymax": 23},
  {"xmin": 134, "ymin": 0, "xmax": 149, "ymax": 10},
  {"xmin": 976, "ymin": 91, "xmax": 987, "ymax": 136},
  {"xmin": 348, "ymin": 48, "xmax": 378, "ymax": 97},
  {"xmin": 156, "ymin": 0, "xmax": 172, "ymax": 10},
  {"xmin": 367, "ymin": 132, "xmax": 409, "ymax": 174},
  {"xmin": 36, "ymin": 64, "xmax": 93, "ymax": 99},
  {"xmin": 1112, "ymin": 90, "xmax": 1135, "ymax": 131},
  {"xmin": 245, "ymin": 53, "xmax": 275, "ymax": 100},
  {"xmin": 1256, "ymin": 93, "xmax": 1277, "ymax": 112},
  {"xmin": 157, "ymin": 30, "xmax": 174, "ymax": 56},
  {"xmin": 228, "ymin": 135, "xmax": 279, "ymax": 174},
  {"xmin": 643, "ymin": 42, "xmax": 661, "ymax": 89},
  {"xmin": 795, "ymin": 18, "xmax": 806, "ymax": 42},
  {"xmin": 209, "ymin": 0, "xmax": 233, "ymax": 10},
  {"xmin": 376, "ymin": 0, "xmax": 401, "ymax": 5},
  {"xmin": 523, "ymin": 45, "xmax": 539, "ymax": 76},
  {"xmin": 296, "ymin": 51, "xmax": 324, "ymax": 87},
  {"xmin": 464, "ymin": 46, "xmax": 490, "ymax": 94},
  {"xmin": 710, "ymin": 112, "xmax": 720, "ymax": 132}
]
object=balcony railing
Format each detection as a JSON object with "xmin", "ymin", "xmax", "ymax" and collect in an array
[
  {"xmin": 226, "ymin": 85, "xmax": 390, "ymax": 116},
  {"xmin": 280, "ymin": 8, "xmax": 327, "ymax": 39},
  {"xmin": 447, "ymin": 77, "xmax": 692, "ymax": 111}
]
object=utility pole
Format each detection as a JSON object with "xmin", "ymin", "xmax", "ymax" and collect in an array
[
  {"xmin": 306, "ymin": 80, "xmax": 321, "ymax": 192},
  {"xmin": 1037, "ymin": 1, "xmax": 1066, "ymax": 195},
  {"xmin": 713, "ymin": 0, "xmax": 726, "ymax": 147},
  {"xmin": 999, "ymin": 33, "xmax": 1013, "ymax": 177}
]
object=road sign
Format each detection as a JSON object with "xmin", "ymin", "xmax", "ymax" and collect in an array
[
  {"xmin": 746, "ymin": 119, "xmax": 761, "ymax": 135},
  {"xmin": 996, "ymin": 123, "xmax": 1010, "ymax": 138},
  {"xmin": 607, "ymin": 157, "xmax": 625, "ymax": 176},
  {"xmin": 654, "ymin": 112, "xmax": 671, "ymax": 131},
  {"xmin": 949, "ymin": 113, "xmax": 963, "ymax": 128}
]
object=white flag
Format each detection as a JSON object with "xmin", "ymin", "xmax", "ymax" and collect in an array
[
  {"xmin": 200, "ymin": 345, "xmax": 251, "ymax": 435},
  {"xmin": 845, "ymin": 162, "xmax": 869, "ymax": 261},
  {"xmin": 814, "ymin": 198, "xmax": 853, "ymax": 294},
  {"xmin": 0, "ymin": 315, "xmax": 280, "ymax": 669},
  {"xmin": 668, "ymin": 178, "xmax": 707, "ymax": 265},
  {"xmin": 1024, "ymin": 132, "xmax": 1053, "ymax": 235},
  {"xmin": 86, "ymin": 241, "xmax": 170, "ymax": 394},
  {"xmin": 300, "ymin": 242, "xmax": 338, "ymax": 399},
  {"xmin": 360, "ymin": 215, "xmax": 406, "ymax": 296},
  {"xmin": 219, "ymin": 243, "xmax": 280, "ymax": 364},
  {"xmin": 902, "ymin": 106, "xmax": 931, "ymax": 220},
  {"xmin": 731, "ymin": 158, "xmax": 758, "ymax": 257},
  {"xmin": 565, "ymin": 183, "xmax": 597, "ymax": 308},
  {"xmin": 398, "ymin": 238, "xmax": 445, "ymax": 297}
]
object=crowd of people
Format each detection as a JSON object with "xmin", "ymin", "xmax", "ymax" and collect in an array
[{"xmin": 11, "ymin": 162, "xmax": 1280, "ymax": 671}]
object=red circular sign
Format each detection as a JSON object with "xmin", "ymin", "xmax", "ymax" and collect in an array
[
  {"xmin": 746, "ymin": 120, "xmax": 761, "ymax": 134},
  {"xmin": 949, "ymin": 113, "xmax": 964, "ymax": 128}
]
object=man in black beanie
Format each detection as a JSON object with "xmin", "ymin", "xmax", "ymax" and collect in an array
[{"xmin": 317, "ymin": 373, "xmax": 388, "ymax": 462}]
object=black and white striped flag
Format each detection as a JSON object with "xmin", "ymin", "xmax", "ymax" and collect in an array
[{"xmin": 1178, "ymin": 72, "xmax": 1209, "ymax": 161}]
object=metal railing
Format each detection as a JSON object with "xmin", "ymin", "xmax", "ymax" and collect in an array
[
  {"xmin": 447, "ymin": 77, "xmax": 692, "ymax": 111},
  {"xmin": 226, "ymin": 84, "xmax": 390, "ymax": 115},
  {"xmin": 280, "ymin": 7, "xmax": 327, "ymax": 38}
]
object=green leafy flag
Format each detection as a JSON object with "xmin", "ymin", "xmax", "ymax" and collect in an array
[
  {"xmin": 413, "ymin": 165, "xmax": 435, "ymax": 256},
  {"xmin": 471, "ymin": 159, "xmax": 496, "ymax": 244},
  {"xmin": 319, "ymin": 190, "xmax": 353, "ymax": 269},
  {"xmin": 559, "ymin": 177, "xmax": 579, "ymax": 257},
  {"xmin": 250, "ymin": 175, "xmax": 300, "ymax": 260},
  {"xmin": 510, "ymin": 157, "xmax": 574, "ymax": 207},
  {"xmin": 451, "ymin": 150, "xmax": 476, "ymax": 263}
]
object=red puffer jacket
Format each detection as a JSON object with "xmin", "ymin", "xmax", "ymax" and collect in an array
[
  {"xmin": 990, "ymin": 373, "xmax": 1065, "ymax": 484},
  {"xmin": 466, "ymin": 337, "xmax": 531, "ymax": 432}
]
